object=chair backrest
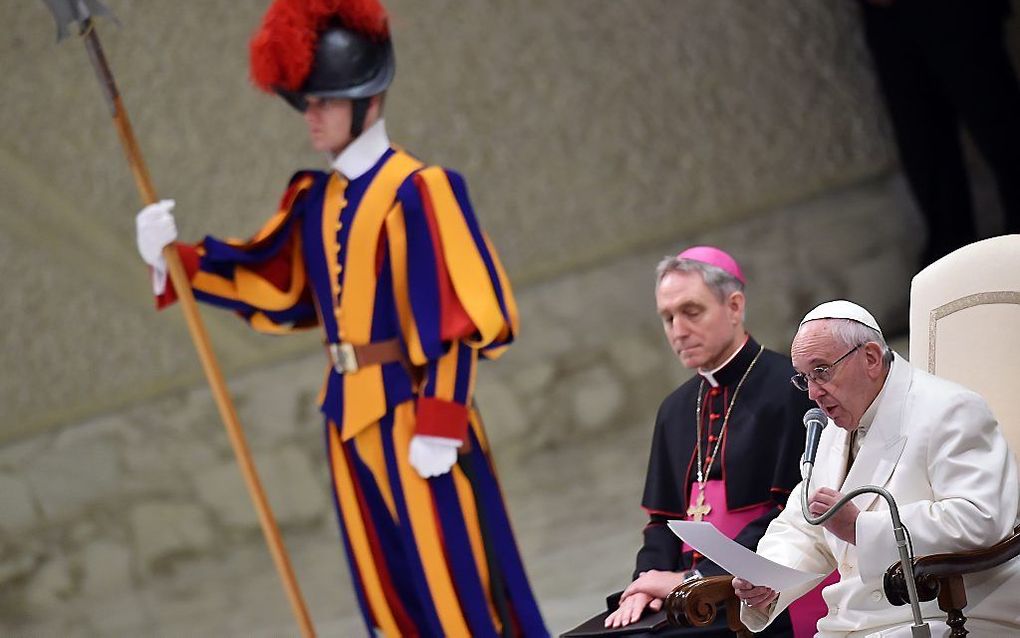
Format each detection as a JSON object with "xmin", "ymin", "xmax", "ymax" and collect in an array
[{"xmin": 909, "ymin": 234, "xmax": 1020, "ymax": 459}]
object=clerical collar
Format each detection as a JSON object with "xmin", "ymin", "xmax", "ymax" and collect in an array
[
  {"xmin": 698, "ymin": 335, "xmax": 756, "ymax": 388},
  {"xmin": 331, "ymin": 118, "xmax": 390, "ymax": 180}
]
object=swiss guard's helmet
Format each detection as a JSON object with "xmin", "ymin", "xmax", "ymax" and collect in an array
[{"xmin": 250, "ymin": 0, "xmax": 394, "ymax": 136}]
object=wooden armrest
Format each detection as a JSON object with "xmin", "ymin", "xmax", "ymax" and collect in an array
[
  {"xmin": 664, "ymin": 574, "xmax": 750, "ymax": 636},
  {"xmin": 884, "ymin": 525, "xmax": 1020, "ymax": 606}
]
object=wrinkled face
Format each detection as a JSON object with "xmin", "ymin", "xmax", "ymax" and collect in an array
[
  {"xmin": 303, "ymin": 96, "xmax": 354, "ymax": 155},
  {"xmin": 655, "ymin": 270, "xmax": 744, "ymax": 370},
  {"xmin": 791, "ymin": 320, "xmax": 882, "ymax": 430}
]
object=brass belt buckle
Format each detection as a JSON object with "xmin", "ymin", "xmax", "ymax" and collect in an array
[{"xmin": 329, "ymin": 342, "xmax": 359, "ymax": 374}]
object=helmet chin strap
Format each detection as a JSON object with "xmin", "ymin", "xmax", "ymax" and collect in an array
[{"xmin": 350, "ymin": 98, "xmax": 370, "ymax": 138}]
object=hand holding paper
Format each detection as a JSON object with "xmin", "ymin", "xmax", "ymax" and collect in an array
[
  {"xmin": 733, "ymin": 576, "xmax": 779, "ymax": 610},
  {"xmin": 668, "ymin": 520, "xmax": 826, "ymax": 592}
]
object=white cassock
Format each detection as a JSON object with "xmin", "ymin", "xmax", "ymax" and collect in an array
[{"xmin": 741, "ymin": 354, "xmax": 1020, "ymax": 637}]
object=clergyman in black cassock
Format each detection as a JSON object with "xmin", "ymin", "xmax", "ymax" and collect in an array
[
  {"xmin": 597, "ymin": 246, "xmax": 823, "ymax": 637},
  {"xmin": 638, "ymin": 335, "xmax": 815, "ymax": 635}
]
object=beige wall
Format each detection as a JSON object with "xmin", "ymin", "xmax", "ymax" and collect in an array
[{"xmin": 0, "ymin": 0, "xmax": 895, "ymax": 440}]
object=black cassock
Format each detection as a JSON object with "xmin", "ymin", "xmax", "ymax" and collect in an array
[{"xmin": 635, "ymin": 336, "xmax": 814, "ymax": 634}]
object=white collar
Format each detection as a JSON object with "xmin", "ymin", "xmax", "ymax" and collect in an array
[
  {"xmin": 698, "ymin": 335, "xmax": 749, "ymax": 388},
  {"xmin": 330, "ymin": 118, "xmax": 390, "ymax": 180}
]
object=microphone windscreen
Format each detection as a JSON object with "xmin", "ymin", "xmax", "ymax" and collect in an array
[{"xmin": 803, "ymin": 407, "xmax": 828, "ymax": 429}]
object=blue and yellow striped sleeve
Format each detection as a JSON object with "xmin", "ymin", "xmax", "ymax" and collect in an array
[
  {"xmin": 390, "ymin": 166, "xmax": 519, "ymax": 441},
  {"xmin": 156, "ymin": 173, "xmax": 320, "ymax": 335}
]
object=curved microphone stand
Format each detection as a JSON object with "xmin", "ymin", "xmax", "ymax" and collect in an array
[{"xmin": 800, "ymin": 462, "xmax": 932, "ymax": 637}]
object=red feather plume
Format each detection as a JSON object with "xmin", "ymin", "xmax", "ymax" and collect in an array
[{"xmin": 250, "ymin": 0, "xmax": 390, "ymax": 93}]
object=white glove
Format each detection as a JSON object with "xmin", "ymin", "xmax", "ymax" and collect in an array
[
  {"xmin": 408, "ymin": 435, "xmax": 461, "ymax": 478},
  {"xmin": 135, "ymin": 199, "xmax": 177, "ymax": 295}
]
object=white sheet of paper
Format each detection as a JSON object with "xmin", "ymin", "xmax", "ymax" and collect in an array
[{"xmin": 668, "ymin": 520, "xmax": 826, "ymax": 592}]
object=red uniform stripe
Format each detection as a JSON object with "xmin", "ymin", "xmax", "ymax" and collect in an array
[{"xmin": 413, "ymin": 173, "xmax": 475, "ymax": 341}]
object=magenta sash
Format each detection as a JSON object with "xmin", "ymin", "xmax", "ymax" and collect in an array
[
  {"xmin": 681, "ymin": 479, "xmax": 770, "ymax": 553},
  {"xmin": 788, "ymin": 571, "xmax": 838, "ymax": 637}
]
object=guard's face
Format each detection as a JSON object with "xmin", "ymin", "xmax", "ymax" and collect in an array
[
  {"xmin": 303, "ymin": 97, "xmax": 354, "ymax": 155},
  {"xmin": 656, "ymin": 271, "xmax": 744, "ymax": 371},
  {"xmin": 791, "ymin": 321, "xmax": 871, "ymax": 430}
]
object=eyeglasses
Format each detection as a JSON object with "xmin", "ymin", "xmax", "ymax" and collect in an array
[{"xmin": 790, "ymin": 344, "xmax": 863, "ymax": 392}]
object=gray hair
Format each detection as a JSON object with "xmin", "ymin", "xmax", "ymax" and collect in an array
[
  {"xmin": 655, "ymin": 255, "xmax": 745, "ymax": 303},
  {"xmin": 827, "ymin": 319, "xmax": 894, "ymax": 367}
]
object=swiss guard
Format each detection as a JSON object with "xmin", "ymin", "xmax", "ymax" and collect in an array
[{"xmin": 133, "ymin": 0, "xmax": 548, "ymax": 635}]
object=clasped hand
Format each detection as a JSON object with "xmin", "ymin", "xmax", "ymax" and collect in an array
[
  {"xmin": 807, "ymin": 486, "xmax": 859, "ymax": 544},
  {"xmin": 135, "ymin": 199, "xmax": 177, "ymax": 295}
]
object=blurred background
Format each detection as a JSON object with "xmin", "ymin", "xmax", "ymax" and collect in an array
[{"xmin": 1, "ymin": 1, "xmax": 1016, "ymax": 635}]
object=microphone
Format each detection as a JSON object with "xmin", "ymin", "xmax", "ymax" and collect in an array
[{"xmin": 800, "ymin": 408, "xmax": 828, "ymax": 480}]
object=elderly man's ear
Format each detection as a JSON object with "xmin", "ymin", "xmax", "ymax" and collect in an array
[{"xmin": 863, "ymin": 342, "xmax": 887, "ymax": 377}]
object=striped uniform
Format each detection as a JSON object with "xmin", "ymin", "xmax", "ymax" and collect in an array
[{"xmin": 158, "ymin": 146, "xmax": 547, "ymax": 637}]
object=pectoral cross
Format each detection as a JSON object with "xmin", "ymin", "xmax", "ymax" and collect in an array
[{"xmin": 686, "ymin": 487, "xmax": 712, "ymax": 522}]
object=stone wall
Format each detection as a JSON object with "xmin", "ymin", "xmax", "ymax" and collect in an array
[{"xmin": 0, "ymin": 0, "xmax": 894, "ymax": 439}]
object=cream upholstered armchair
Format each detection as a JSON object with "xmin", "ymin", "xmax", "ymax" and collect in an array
[
  {"xmin": 905, "ymin": 234, "xmax": 1020, "ymax": 463},
  {"xmin": 665, "ymin": 236, "xmax": 1020, "ymax": 636},
  {"xmin": 882, "ymin": 234, "xmax": 1020, "ymax": 637}
]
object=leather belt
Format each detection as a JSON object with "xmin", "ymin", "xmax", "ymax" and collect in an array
[{"xmin": 325, "ymin": 338, "xmax": 406, "ymax": 374}]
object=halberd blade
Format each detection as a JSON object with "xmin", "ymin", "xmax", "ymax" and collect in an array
[{"xmin": 40, "ymin": 0, "xmax": 115, "ymax": 42}]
